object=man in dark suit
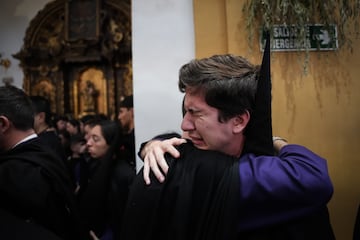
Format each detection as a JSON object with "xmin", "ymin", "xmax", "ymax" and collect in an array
[
  {"xmin": 0, "ymin": 86, "xmax": 86, "ymax": 240},
  {"xmin": 118, "ymin": 95, "xmax": 136, "ymax": 171},
  {"xmin": 30, "ymin": 95, "xmax": 67, "ymax": 162}
]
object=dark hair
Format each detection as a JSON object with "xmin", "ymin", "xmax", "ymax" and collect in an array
[
  {"xmin": 95, "ymin": 120, "xmax": 122, "ymax": 159},
  {"xmin": 178, "ymin": 54, "xmax": 259, "ymax": 122},
  {"xmin": 98, "ymin": 120, "xmax": 121, "ymax": 146},
  {"xmin": 0, "ymin": 86, "xmax": 34, "ymax": 130},
  {"xmin": 83, "ymin": 114, "xmax": 110, "ymax": 129},
  {"xmin": 68, "ymin": 119, "xmax": 81, "ymax": 132},
  {"xmin": 55, "ymin": 115, "xmax": 69, "ymax": 122},
  {"xmin": 30, "ymin": 95, "xmax": 52, "ymax": 125},
  {"xmin": 84, "ymin": 118, "xmax": 100, "ymax": 128},
  {"xmin": 119, "ymin": 95, "xmax": 133, "ymax": 108},
  {"xmin": 80, "ymin": 114, "xmax": 95, "ymax": 124}
]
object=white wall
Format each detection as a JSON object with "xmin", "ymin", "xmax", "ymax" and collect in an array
[
  {"xmin": 132, "ymin": 0, "xmax": 195, "ymax": 170},
  {"xmin": 0, "ymin": 0, "xmax": 195, "ymax": 171}
]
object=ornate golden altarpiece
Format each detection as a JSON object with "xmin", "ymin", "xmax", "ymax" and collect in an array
[{"xmin": 14, "ymin": 0, "xmax": 132, "ymax": 118}]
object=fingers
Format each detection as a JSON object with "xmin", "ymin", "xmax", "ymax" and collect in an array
[
  {"xmin": 163, "ymin": 137, "xmax": 187, "ymax": 158},
  {"xmin": 153, "ymin": 147, "xmax": 169, "ymax": 175},
  {"xmin": 149, "ymin": 151, "xmax": 166, "ymax": 182},
  {"xmin": 143, "ymin": 151, "xmax": 165, "ymax": 185},
  {"xmin": 142, "ymin": 137, "xmax": 186, "ymax": 185},
  {"xmin": 168, "ymin": 137, "xmax": 187, "ymax": 146},
  {"xmin": 143, "ymin": 157, "xmax": 151, "ymax": 185}
]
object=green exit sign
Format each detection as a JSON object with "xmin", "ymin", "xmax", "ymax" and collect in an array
[{"xmin": 261, "ymin": 24, "xmax": 338, "ymax": 51}]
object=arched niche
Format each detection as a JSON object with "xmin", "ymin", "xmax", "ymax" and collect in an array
[{"xmin": 14, "ymin": 0, "xmax": 132, "ymax": 119}]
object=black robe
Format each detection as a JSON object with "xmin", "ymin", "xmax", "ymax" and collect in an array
[
  {"xmin": 119, "ymin": 129, "xmax": 136, "ymax": 170},
  {"xmin": 0, "ymin": 208, "xmax": 62, "ymax": 240},
  {"xmin": 120, "ymin": 141, "xmax": 240, "ymax": 240},
  {"xmin": 78, "ymin": 153, "xmax": 135, "ymax": 239},
  {"xmin": 0, "ymin": 137, "xmax": 86, "ymax": 240},
  {"xmin": 38, "ymin": 130, "xmax": 66, "ymax": 161}
]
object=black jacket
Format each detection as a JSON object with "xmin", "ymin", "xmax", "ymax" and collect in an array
[
  {"xmin": 78, "ymin": 154, "xmax": 135, "ymax": 239},
  {"xmin": 0, "ymin": 137, "xmax": 86, "ymax": 240},
  {"xmin": 0, "ymin": 208, "xmax": 62, "ymax": 240},
  {"xmin": 121, "ymin": 142, "xmax": 240, "ymax": 240}
]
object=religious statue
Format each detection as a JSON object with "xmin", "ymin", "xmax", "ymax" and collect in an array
[{"xmin": 82, "ymin": 80, "xmax": 99, "ymax": 113}]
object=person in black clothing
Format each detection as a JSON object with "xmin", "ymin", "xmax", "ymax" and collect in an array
[
  {"xmin": 67, "ymin": 118, "xmax": 81, "ymax": 136},
  {"xmin": 58, "ymin": 128, "xmax": 72, "ymax": 159},
  {"xmin": 118, "ymin": 95, "xmax": 136, "ymax": 171},
  {"xmin": 30, "ymin": 95, "xmax": 66, "ymax": 161},
  {"xmin": 0, "ymin": 208, "xmax": 62, "ymax": 240},
  {"xmin": 0, "ymin": 86, "xmax": 86, "ymax": 240},
  {"xmin": 78, "ymin": 119, "xmax": 135, "ymax": 240},
  {"xmin": 66, "ymin": 133, "xmax": 87, "ymax": 192},
  {"xmin": 53, "ymin": 115, "xmax": 68, "ymax": 134}
]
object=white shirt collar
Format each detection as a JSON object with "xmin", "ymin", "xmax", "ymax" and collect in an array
[{"xmin": 11, "ymin": 133, "xmax": 38, "ymax": 149}]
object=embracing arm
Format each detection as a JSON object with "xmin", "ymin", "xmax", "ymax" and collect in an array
[
  {"xmin": 238, "ymin": 143, "xmax": 334, "ymax": 230},
  {"xmin": 138, "ymin": 132, "xmax": 186, "ymax": 184},
  {"xmin": 138, "ymin": 136, "xmax": 333, "ymax": 230},
  {"xmin": 139, "ymin": 134, "xmax": 288, "ymax": 185}
]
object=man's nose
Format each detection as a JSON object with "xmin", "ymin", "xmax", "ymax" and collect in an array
[{"xmin": 181, "ymin": 113, "xmax": 195, "ymax": 131}]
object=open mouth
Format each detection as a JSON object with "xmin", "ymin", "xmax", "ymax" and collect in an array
[{"xmin": 189, "ymin": 136, "xmax": 204, "ymax": 146}]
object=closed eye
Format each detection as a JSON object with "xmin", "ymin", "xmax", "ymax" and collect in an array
[{"xmin": 186, "ymin": 108, "xmax": 202, "ymax": 117}]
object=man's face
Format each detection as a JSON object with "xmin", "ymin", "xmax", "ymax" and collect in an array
[
  {"xmin": 66, "ymin": 122, "xmax": 78, "ymax": 135},
  {"xmin": 118, "ymin": 107, "xmax": 133, "ymax": 130},
  {"xmin": 57, "ymin": 120, "xmax": 67, "ymax": 131},
  {"xmin": 181, "ymin": 92, "xmax": 238, "ymax": 156}
]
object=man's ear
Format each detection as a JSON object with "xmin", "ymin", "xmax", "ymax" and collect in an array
[
  {"xmin": 38, "ymin": 112, "xmax": 46, "ymax": 121},
  {"xmin": 232, "ymin": 111, "xmax": 250, "ymax": 133},
  {"xmin": 0, "ymin": 116, "xmax": 11, "ymax": 133}
]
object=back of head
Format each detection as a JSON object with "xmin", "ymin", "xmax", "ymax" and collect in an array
[
  {"xmin": 30, "ymin": 95, "xmax": 52, "ymax": 125},
  {"xmin": 178, "ymin": 54, "xmax": 259, "ymax": 122},
  {"xmin": 0, "ymin": 85, "xmax": 34, "ymax": 130}
]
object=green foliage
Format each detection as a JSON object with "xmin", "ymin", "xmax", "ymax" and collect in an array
[{"xmin": 243, "ymin": 0, "xmax": 360, "ymax": 52}]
